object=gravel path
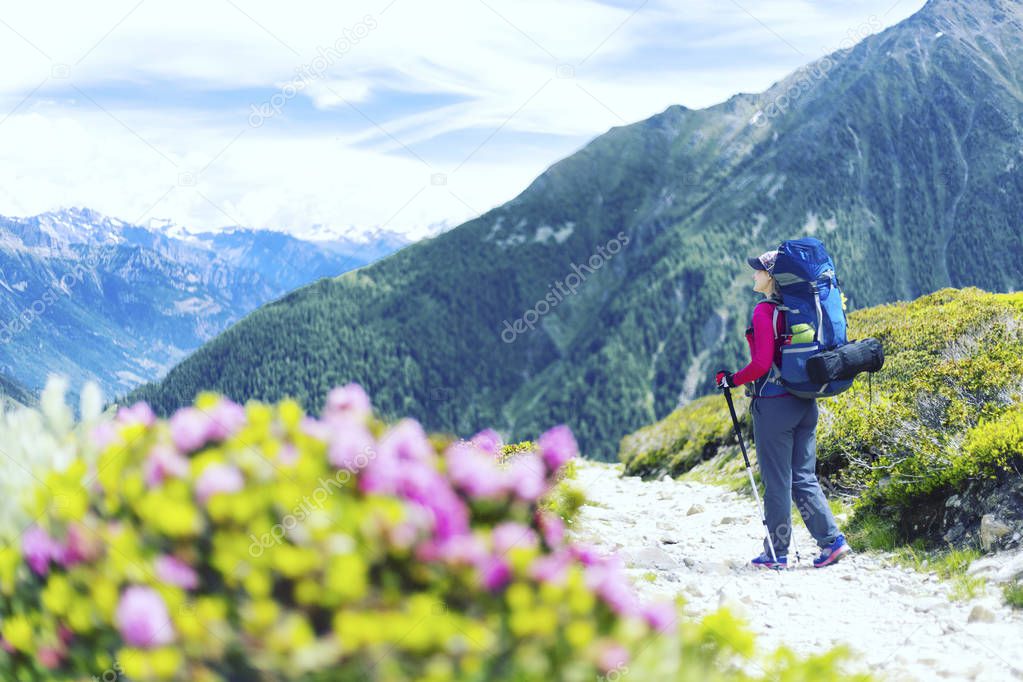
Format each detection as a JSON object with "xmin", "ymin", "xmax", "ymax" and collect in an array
[{"xmin": 569, "ymin": 459, "xmax": 1023, "ymax": 681}]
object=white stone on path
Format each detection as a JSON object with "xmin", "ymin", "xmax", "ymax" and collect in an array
[{"xmin": 967, "ymin": 604, "xmax": 997, "ymax": 624}]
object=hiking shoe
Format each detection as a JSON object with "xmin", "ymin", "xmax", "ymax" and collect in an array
[
  {"xmin": 750, "ymin": 551, "xmax": 787, "ymax": 569},
  {"xmin": 813, "ymin": 534, "xmax": 851, "ymax": 568}
]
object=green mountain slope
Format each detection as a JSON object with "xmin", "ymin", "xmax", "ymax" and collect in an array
[{"xmin": 130, "ymin": 0, "xmax": 1023, "ymax": 460}]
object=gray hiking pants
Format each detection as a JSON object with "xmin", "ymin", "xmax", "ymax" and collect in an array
[{"xmin": 751, "ymin": 396, "xmax": 840, "ymax": 557}]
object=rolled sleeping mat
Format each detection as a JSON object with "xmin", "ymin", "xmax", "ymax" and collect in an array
[{"xmin": 806, "ymin": 338, "xmax": 884, "ymax": 383}]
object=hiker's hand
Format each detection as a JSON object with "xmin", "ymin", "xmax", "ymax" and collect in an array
[{"xmin": 715, "ymin": 370, "xmax": 735, "ymax": 389}]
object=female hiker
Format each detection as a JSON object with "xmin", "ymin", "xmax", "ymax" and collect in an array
[{"xmin": 714, "ymin": 249, "xmax": 851, "ymax": 569}]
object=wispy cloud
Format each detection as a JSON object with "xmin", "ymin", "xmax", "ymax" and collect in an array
[{"xmin": 0, "ymin": 0, "xmax": 925, "ymax": 240}]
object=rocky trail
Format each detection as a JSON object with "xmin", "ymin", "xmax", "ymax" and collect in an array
[{"xmin": 569, "ymin": 460, "xmax": 1023, "ymax": 681}]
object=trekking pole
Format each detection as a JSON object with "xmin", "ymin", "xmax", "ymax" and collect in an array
[{"xmin": 721, "ymin": 387, "xmax": 780, "ymax": 568}]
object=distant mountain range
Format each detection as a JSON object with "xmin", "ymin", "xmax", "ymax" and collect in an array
[
  {"xmin": 0, "ymin": 208, "xmax": 410, "ymax": 400},
  {"xmin": 131, "ymin": 0, "xmax": 1023, "ymax": 459},
  {"xmin": 0, "ymin": 372, "xmax": 34, "ymax": 409}
]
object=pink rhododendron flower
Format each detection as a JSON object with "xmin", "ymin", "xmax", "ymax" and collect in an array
[
  {"xmin": 169, "ymin": 407, "xmax": 213, "ymax": 453},
  {"xmin": 506, "ymin": 453, "xmax": 548, "ymax": 502},
  {"xmin": 60, "ymin": 524, "xmax": 101, "ymax": 566},
  {"xmin": 327, "ymin": 419, "xmax": 377, "ymax": 471},
  {"xmin": 324, "ymin": 383, "xmax": 372, "ymax": 419},
  {"xmin": 399, "ymin": 462, "xmax": 470, "ymax": 541},
  {"xmin": 365, "ymin": 444, "xmax": 469, "ymax": 543},
  {"xmin": 116, "ymin": 401, "xmax": 155, "ymax": 427},
  {"xmin": 144, "ymin": 444, "xmax": 190, "ymax": 487},
  {"xmin": 585, "ymin": 563, "xmax": 640, "ymax": 618},
  {"xmin": 597, "ymin": 643, "xmax": 630, "ymax": 674},
  {"xmin": 206, "ymin": 399, "xmax": 246, "ymax": 440},
  {"xmin": 385, "ymin": 520, "xmax": 421, "ymax": 551},
  {"xmin": 528, "ymin": 550, "xmax": 571, "ymax": 584},
  {"xmin": 278, "ymin": 443, "xmax": 298, "ymax": 466},
  {"xmin": 115, "ymin": 586, "xmax": 175, "ymax": 647},
  {"xmin": 468, "ymin": 428, "xmax": 502, "ymax": 456},
  {"xmin": 361, "ymin": 418, "xmax": 443, "ymax": 508},
  {"xmin": 358, "ymin": 442, "xmax": 403, "ymax": 496},
  {"xmin": 299, "ymin": 416, "xmax": 330, "ymax": 441},
  {"xmin": 90, "ymin": 421, "xmax": 119, "ymax": 449},
  {"xmin": 38, "ymin": 646, "xmax": 63, "ymax": 669},
  {"xmin": 416, "ymin": 533, "xmax": 488, "ymax": 565},
  {"xmin": 377, "ymin": 418, "xmax": 434, "ymax": 464},
  {"xmin": 445, "ymin": 442, "xmax": 507, "ymax": 499},
  {"xmin": 642, "ymin": 600, "xmax": 676, "ymax": 632},
  {"xmin": 479, "ymin": 556, "xmax": 511, "ymax": 591},
  {"xmin": 537, "ymin": 424, "xmax": 578, "ymax": 473},
  {"xmin": 424, "ymin": 492, "xmax": 470, "ymax": 543},
  {"xmin": 155, "ymin": 555, "xmax": 199, "ymax": 590},
  {"xmin": 569, "ymin": 542, "xmax": 603, "ymax": 567},
  {"xmin": 491, "ymin": 521, "xmax": 538, "ymax": 555},
  {"xmin": 536, "ymin": 511, "xmax": 565, "ymax": 548},
  {"xmin": 391, "ymin": 506, "xmax": 434, "ymax": 552},
  {"xmin": 194, "ymin": 463, "xmax": 244, "ymax": 504},
  {"xmin": 22, "ymin": 525, "xmax": 63, "ymax": 576}
]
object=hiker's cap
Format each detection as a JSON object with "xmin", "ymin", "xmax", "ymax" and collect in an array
[{"xmin": 747, "ymin": 249, "xmax": 779, "ymax": 272}]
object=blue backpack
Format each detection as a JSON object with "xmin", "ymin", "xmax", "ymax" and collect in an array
[{"xmin": 757, "ymin": 238, "xmax": 857, "ymax": 399}]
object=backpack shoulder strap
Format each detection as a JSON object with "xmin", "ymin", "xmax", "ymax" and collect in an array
[{"xmin": 759, "ymin": 299, "xmax": 783, "ymax": 341}]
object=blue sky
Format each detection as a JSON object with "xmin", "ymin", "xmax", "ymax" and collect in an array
[{"xmin": 0, "ymin": 0, "xmax": 926, "ymax": 242}]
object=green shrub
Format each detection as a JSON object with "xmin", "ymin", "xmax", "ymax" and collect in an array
[
  {"xmin": 539, "ymin": 481, "xmax": 588, "ymax": 526},
  {"xmin": 960, "ymin": 403, "xmax": 1023, "ymax": 477},
  {"xmin": 620, "ymin": 393, "xmax": 749, "ymax": 479},
  {"xmin": 825, "ymin": 289, "xmax": 1023, "ymax": 517},
  {"xmin": 845, "ymin": 513, "xmax": 900, "ymax": 552},
  {"xmin": 1004, "ymin": 581, "xmax": 1023, "ymax": 609},
  {"xmin": 950, "ymin": 575, "xmax": 987, "ymax": 601},
  {"xmin": 620, "ymin": 288, "xmax": 1023, "ymax": 542}
]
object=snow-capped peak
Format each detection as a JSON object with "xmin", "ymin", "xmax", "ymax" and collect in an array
[{"xmin": 146, "ymin": 217, "xmax": 202, "ymax": 242}]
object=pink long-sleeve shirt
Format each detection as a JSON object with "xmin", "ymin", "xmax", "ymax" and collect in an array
[{"xmin": 731, "ymin": 301, "xmax": 787, "ymax": 388}]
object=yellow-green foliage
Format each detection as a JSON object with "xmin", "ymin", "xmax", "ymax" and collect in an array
[
  {"xmin": 683, "ymin": 447, "xmax": 755, "ymax": 494},
  {"xmin": 539, "ymin": 480, "xmax": 588, "ymax": 526},
  {"xmin": 960, "ymin": 403, "xmax": 1023, "ymax": 476},
  {"xmin": 1004, "ymin": 581, "xmax": 1023, "ymax": 609},
  {"xmin": 890, "ymin": 545, "xmax": 985, "ymax": 601},
  {"xmin": 845, "ymin": 513, "xmax": 900, "ymax": 551},
  {"xmin": 818, "ymin": 288, "xmax": 1023, "ymax": 513},
  {"xmin": 498, "ymin": 440, "xmax": 538, "ymax": 462},
  {"xmin": 499, "ymin": 440, "xmax": 586, "ymax": 524},
  {"xmin": 620, "ymin": 288, "xmax": 1023, "ymax": 538},
  {"xmin": 620, "ymin": 392, "xmax": 750, "ymax": 479}
]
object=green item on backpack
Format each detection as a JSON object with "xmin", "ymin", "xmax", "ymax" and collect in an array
[{"xmin": 790, "ymin": 323, "xmax": 815, "ymax": 344}]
